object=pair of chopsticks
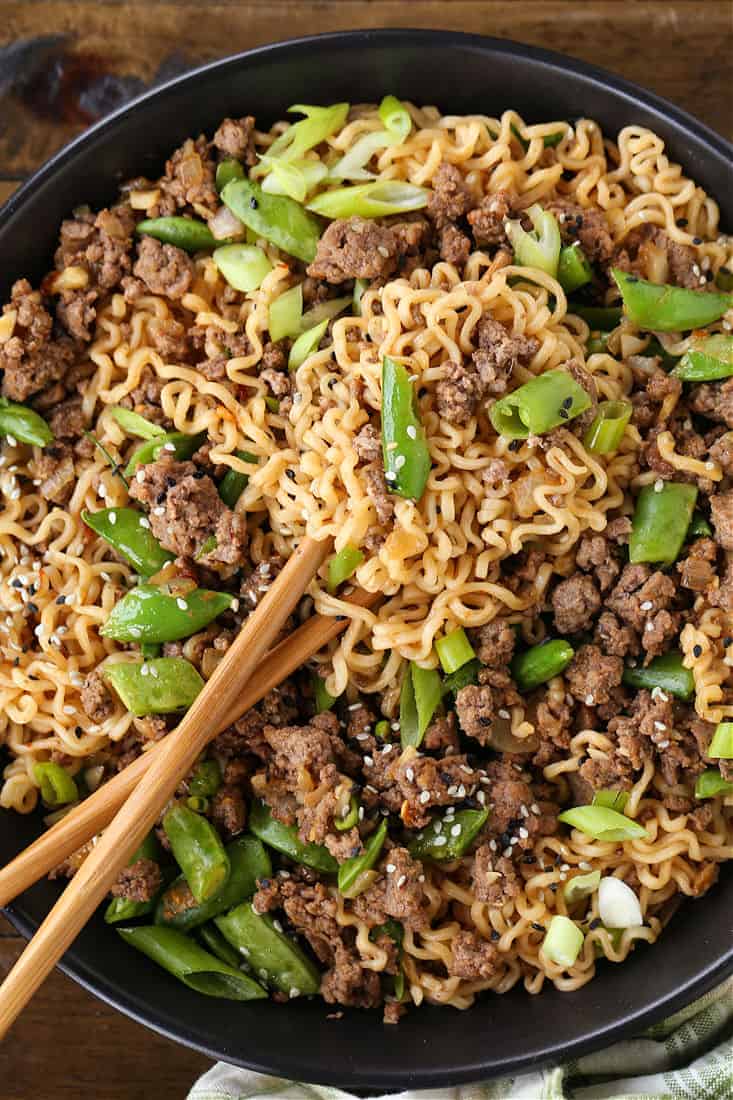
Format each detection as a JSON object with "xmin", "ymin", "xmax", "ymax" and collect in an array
[{"xmin": 0, "ymin": 536, "xmax": 376, "ymax": 1037}]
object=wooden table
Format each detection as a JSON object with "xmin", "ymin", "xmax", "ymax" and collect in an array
[{"xmin": 0, "ymin": 3, "xmax": 731, "ymax": 1097}]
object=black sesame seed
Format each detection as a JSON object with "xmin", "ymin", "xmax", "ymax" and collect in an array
[
  {"xmin": 156, "ymin": 491, "xmax": 166, "ymax": 504},
  {"xmin": 13, "ymin": 657, "xmax": 19, "ymax": 667},
  {"xmin": 26, "ymin": 602, "xmax": 38, "ymax": 615},
  {"xmin": 531, "ymin": 922, "xmax": 544, "ymax": 932},
  {"xmin": 724, "ymin": 637, "xmax": 732, "ymax": 648},
  {"xmin": 562, "ymin": 396, "xmax": 573, "ymax": 409},
  {"xmin": 250, "ymin": 197, "xmax": 258, "ymax": 209},
  {"xmin": 55, "ymin": 595, "xmax": 66, "ymax": 605},
  {"xmin": 675, "ymin": 218, "xmax": 688, "ymax": 228},
  {"xmin": 192, "ymin": 469, "xmax": 206, "ymax": 479},
  {"xmin": 478, "ymin": 715, "xmax": 492, "ymax": 726},
  {"xmin": 627, "ymin": 275, "xmax": 639, "ymax": 284},
  {"xmin": 10, "ymin": 578, "xmax": 22, "ymax": 588},
  {"xmin": 589, "ymin": 917, "xmax": 602, "ymax": 930},
  {"xmin": 559, "ymin": 407, "xmax": 569, "ymax": 419},
  {"xmin": 692, "ymin": 236, "xmax": 702, "ymax": 245},
  {"xmin": 75, "ymin": 726, "xmax": 83, "ymax": 736},
  {"xmin": 28, "ymin": 584, "xmax": 36, "ymax": 595},
  {"xmin": 522, "ymin": 853, "xmax": 537, "ymax": 864},
  {"xmin": 335, "ymin": 615, "xmax": 347, "ymax": 622},
  {"xmin": 693, "ymin": 645, "xmax": 702, "ymax": 658},
  {"xmin": 490, "ymin": 929, "xmax": 500, "ymax": 940},
  {"xmin": 286, "ymin": 469, "xmax": 296, "ymax": 480}
]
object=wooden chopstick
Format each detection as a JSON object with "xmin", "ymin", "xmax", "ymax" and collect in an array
[
  {"xmin": 0, "ymin": 534, "xmax": 328, "ymax": 1037},
  {"xmin": 0, "ymin": 585, "xmax": 378, "ymax": 909}
]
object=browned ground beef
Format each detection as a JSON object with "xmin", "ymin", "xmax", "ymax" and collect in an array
[
  {"xmin": 467, "ymin": 189, "xmax": 512, "ymax": 246},
  {"xmin": 427, "ymin": 163, "xmax": 475, "ymax": 228},
  {"xmin": 551, "ymin": 574, "xmax": 601, "ymax": 634},
  {"xmin": 132, "ymin": 237, "xmax": 195, "ymax": 299},
  {"xmin": 111, "ymin": 858, "xmax": 162, "ymax": 902},
  {"xmin": 212, "ymin": 116, "xmax": 257, "ymax": 165},
  {"xmin": 307, "ymin": 218, "xmax": 402, "ymax": 282},
  {"xmin": 1, "ymin": 280, "xmax": 77, "ymax": 402}
]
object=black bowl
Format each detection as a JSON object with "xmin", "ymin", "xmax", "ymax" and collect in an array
[{"xmin": 1, "ymin": 30, "xmax": 732, "ymax": 1090}]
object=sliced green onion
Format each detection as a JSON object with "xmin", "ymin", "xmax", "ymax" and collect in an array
[
  {"xmin": 329, "ymin": 131, "xmax": 392, "ymax": 182},
  {"xmin": 511, "ymin": 639, "xmax": 574, "ymax": 692},
  {"xmin": 221, "ymin": 178, "xmax": 322, "ymax": 264},
  {"xmin": 557, "ymin": 243, "xmax": 593, "ymax": 294},
  {"xmin": 400, "ymin": 662, "xmax": 442, "ymax": 750},
  {"xmin": 441, "ymin": 658, "xmax": 481, "ymax": 696},
  {"xmin": 542, "ymin": 915, "xmax": 584, "ymax": 968},
  {"xmin": 327, "ymin": 544, "xmax": 364, "ymax": 593},
  {"xmin": 265, "ymin": 396, "xmax": 280, "ymax": 413},
  {"xmin": 299, "ymin": 295, "xmax": 351, "ymax": 331},
  {"xmin": 374, "ymin": 719, "xmax": 391, "ymax": 740},
  {"xmin": 264, "ymin": 102, "xmax": 349, "ymax": 164},
  {"xmin": 490, "ymin": 368, "xmax": 591, "ymax": 439},
  {"xmin": 587, "ymin": 333, "xmax": 610, "ymax": 355},
  {"xmin": 629, "ymin": 482, "xmax": 697, "ymax": 564},
  {"xmin": 313, "ymin": 674, "xmax": 338, "ymax": 714},
  {"xmin": 695, "ymin": 769, "xmax": 733, "ymax": 799},
  {"xmin": 673, "ymin": 334, "xmax": 733, "ymax": 381},
  {"xmin": 622, "ymin": 651, "xmax": 694, "ymax": 701},
  {"xmin": 378, "ymin": 95, "xmax": 412, "ymax": 142},
  {"xmin": 563, "ymin": 869, "xmax": 601, "ymax": 904},
  {"xmin": 337, "ymin": 820, "xmax": 387, "ymax": 899},
  {"xmin": 505, "ymin": 203, "xmax": 561, "ymax": 277},
  {"xmin": 687, "ymin": 512, "xmax": 713, "ymax": 540},
  {"xmin": 708, "ymin": 722, "xmax": 733, "ymax": 759},
  {"xmin": 288, "ymin": 319, "xmax": 328, "ymax": 370},
  {"xmin": 261, "ymin": 158, "xmax": 328, "ymax": 203},
  {"xmin": 334, "ymin": 795, "xmax": 359, "ymax": 832},
  {"xmin": 308, "ymin": 180, "xmax": 430, "ymax": 220},
  {"xmin": 33, "ymin": 762, "xmax": 78, "ymax": 807},
  {"xmin": 109, "ymin": 407, "xmax": 165, "ymax": 440},
  {"xmin": 511, "ymin": 123, "xmax": 567, "ymax": 151},
  {"xmin": 268, "ymin": 284, "xmax": 303, "ymax": 342},
  {"xmin": 353, "ymin": 278, "xmax": 369, "ymax": 316},
  {"xmin": 558, "ymin": 805, "xmax": 647, "ymax": 842},
  {"xmin": 435, "ymin": 627, "xmax": 476, "ymax": 674},
  {"xmin": 381, "ymin": 355, "xmax": 431, "ymax": 500},
  {"xmin": 187, "ymin": 795, "xmax": 210, "ymax": 813},
  {"xmin": 213, "ymin": 244, "xmax": 272, "ymax": 293},
  {"xmin": 216, "ymin": 158, "xmax": 245, "ymax": 192},
  {"xmin": 592, "ymin": 790, "xmax": 629, "ymax": 813},
  {"xmin": 612, "ymin": 268, "xmax": 732, "ymax": 332},
  {"xmin": 583, "ymin": 399, "xmax": 632, "ymax": 454}
]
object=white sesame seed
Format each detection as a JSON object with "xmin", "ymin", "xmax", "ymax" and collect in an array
[
  {"xmin": 520, "ymin": 804, "xmax": 529, "ymax": 818},
  {"xmin": 136, "ymin": 469, "xmax": 146, "ymax": 483},
  {"xmin": 578, "ymin": 861, "xmax": 591, "ymax": 871},
  {"xmin": 653, "ymin": 720, "xmax": 667, "ymax": 731},
  {"xmin": 477, "ymin": 790, "xmax": 486, "ymax": 805},
  {"xmin": 530, "ymin": 803, "xmax": 540, "ymax": 815},
  {"xmin": 347, "ymin": 703, "xmax": 361, "ymax": 711},
  {"xmin": 391, "ymin": 721, "xmax": 400, "ymax": 731},
  {"xmin": 363, "ymin": 755, "xmax": 373, "ymax": 766},
  {"xmin": 6, "ymin": 435, "xmax": 17, "ymax": 447},
  {"xmin": 397, "ymin": 874, "xmax": 407, "ymax": 888},
  {"xmin": 654, "ymin": 479, "xmax": 664, "ymax": 493},
  {"xmin": 433, "ymin": 835, "xmax": 448, "ymax": 847},
  {"xmin": 289, "ymin": 987, "xmax": 300, "ymax": 999},
  {"xmin": 33, "ymin": 624, "xmax": 44, "ymax": 637},
  {"xmin": 385, "ymin": 863, "xmax": 396, "ymax": 874},
  {"xmin": 130, "ymin": 626, "xmax": 142, "ymax": 638},
  {"xmin": 176, "ymin": 597, "xmax": 188, "ymax": 611},
  {"xmin": 98, "ymin": 483, "xmax": 107, "ymax": 499},
  {"xmin": 63, "ymin": 705, "xmax": 75, "ymax": 715},
  {"xmin": 406, "ymin": 425, "xmax": 417, "ymax": 440},
  {"xmin": 394, "ymin": 455, "xmax": 406, "ymax": 471},
  {"xmin": 640, "ymin": 601, "xmax": 653, "ymax": 611},
  {"xmin": 450, "ymin": 824, "xmax": 462, "ymax": 837},
  {"xmin": 382, "ymin": 744, "xmax": 392, "ymax": 755},
  {"xmin": 651, "ymin": 687, "xmax": 669, "ymax": 702},
  {"xmin": 418, "ymin": 873, "xmax": 426, "ymax": 883},
  {"xmin": 405, "ymin": 767, "xmax": 415, "ymax": 782},
  {"xmin": 519, "ymin": 827, "xmax": 529, "ymax": 839},
  {"xmin": 489, "ymin": 839, "xmax": 498, "ymax": 852},
  {"xmin": 139, "ymin": 516, "xmax": 150, "ymax": 529},
  {"xmin": 657, "ymin": 739, "xmax": 670, "ymax": 750},
  {"xmin": 273, "ymin": 919, "xmax": 283, "ymax": 933},
  {"xmin": 153, "ymin": 506, "xmax": 165, "ymax": 516},
  {"xmin": 356, "ymin": 732, "xmax": 369, "ymax": 741},
  {"xmin": 645, "ymin": 621, "xmax": 655, "ymax": 631},
  {"xmin": 459, "ymin": 764, "xmax": 473, "ymax": 775},
  {"xmin": 164, "ymin": 442, "xmax": 176, "ymax": 452},
  {"xmin": 503, "ymin": 846, "xmax": 513, "ymax": 858},
  {"xmin": 419, "ymin": 790, "xmax": 431, "ymax": 804},
  {"xmin": 498, "ymin": 708, "xmax": 510, "ymax": 719},
  {"xmin": 384, "ymin": 470, "xmax": 397, "ymax": 482},
  {"xmin": 140, "ymin": 663, "xmax": 149, "ymax": 677},
  {"xmin": 457, "ymin": 784, "xmax": 466, "ymax": 799},
  {"xmin": 585, "ymin": 694, "xmax": 595, "ymax": 706}
]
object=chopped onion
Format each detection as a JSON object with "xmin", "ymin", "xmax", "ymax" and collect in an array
[
  {"xmin": 542, "ymin": 915, "xmax": 584, "ymax": 968},
  {"xmin": 208, "ymin": 204, "xmax": 245, "ymax": 241},
  {"xmin": 598, "ymin": 876, "xmax": 643, "ymax": 929}
]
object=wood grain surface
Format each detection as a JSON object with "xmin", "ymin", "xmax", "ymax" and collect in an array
[{"xmin": 0, "ymin": 3, "xmax": 731, "ymax": 1097}]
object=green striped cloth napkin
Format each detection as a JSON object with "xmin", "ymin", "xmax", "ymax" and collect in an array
[{"xmin": 188, "ymin": 977, "xmax": 733, "ymax": 1100}]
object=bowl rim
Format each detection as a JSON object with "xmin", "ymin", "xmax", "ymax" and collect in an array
[{"xmin": 3, "ymin": 27, "xmax": 733, "ymax": 1088}]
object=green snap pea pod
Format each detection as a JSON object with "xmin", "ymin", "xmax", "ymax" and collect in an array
[
  {"xmin": 82, "ymin": 507, "xmax": 173, "ymax": 577},
  {"xmin": 109, "ymin": 406, "xmax": 165, "ymax": 440},
  {"xmin": 557, "ymin": 243, "xmax": 593, "ymax": 294},
  {"xmin": 583, "ymin": 400, "xmax": 632, "ymax": 454},
  {"xmin": 101, "ymin": 585, "xmax": 233, "ymax": 644},
  {"xmin": 400, "ymin": 662, "xmax": 442, "ymax": 750},
  {"xmin": 511, "ymin": 639, "xmax": 574, "ymax": 691},
  {"xmin": 288, "ymin": 319, "xmax": 328, "ymax": 370},
  {"xmin": 629, "ymin": 482, "xmax": 697, "ymax": 564},
  {"xmin": 408, "ymin": 808, "xmax": 489, "ymax": 862},
  {"xmin": 687, "ymin": 512, "xmax": 713, "ymax": 539},
  {"xmin": 612, "ymin": 268, "xmax": 732, "ymax": 332},
  {"xmin": 490, "ymin": 368, "xmax": 592, "ymax": 439},
  {"xmin": 124, "ymin": 429, "xmax": 206, "ymax": 477},
  {"xmin": 505, "ymin": 204, "xmax": 561, "ymax": 277},
  {"xmin": 103, "ymin": 658, "xmax": 204, "ymax": 716},
  {"xmin": 216, "ymin": 902, "xmax": 321, "ymax": 996},
  {"xmin": 672, "ymin": 334, "xmax": 733, "ymax": 381},
  {"xmin": 622, "ymin": 651, "xmax": 694, "ymax": 700},
  {"xmin": 33, "ymin": 762, "xmax": 77, "ymax": 807},
  {"xmin": 708, "ymin": 722, "xmax": 733, "ymax": 759},
  {"xmin": 221, "ymin": 178, "xmax": 322, "ymax": 263},
  {"xmin": 381, "ymin": 355, "xmax": 431, "ymax": 500},
  {"xmin": 592, "ymin": 789, "xmax": 629, "ymax": 813},
  {"xmin": 695, "ymin": 769, "xmax": 733, "ymax": 799},
  {"xmin": 140, "ymin": 642, "xmax": 162, "ymax": 660},
  {"xmin": 162, "ymin": 803, "xmax": 231, "ymax": 904},
  {"xmin": 105, "ymin": 832, "xmax": 165, "ymax": 924},
  {"xmin": 327, "ymin": 543, "xmax": 364, "ymax": 593},
  {"xmin": 313, "ymin": 673, "xmax": 338, "ymax": 713},
  {"xmin": 435, "ymin": 627, "xmax": 476, "ymax": 674},
  {"xmin": 0, "ymin": 397, "xmax": 53, "ymax": 447},
  {"xmin": 249, "ymin": 799, "xmax": 337, "ymax": 873},
  {"xmin": 156, "ymin": 835, "xmax": 272, "ymax": 931},
  {"xmin": 189, "ymin": 758, "xmax": 222, "ymax": 798},
  {"xmin": 307, "ymin": 180, "xmax": 429, "ymax": 220},
  {"xmin": 136, "ymin": 216, "xmax": 219, "ymax": 252},
  {"xmin": 117, "ymin": 925, "xmax": 266, "ymax": 999},
  {"xmin": 197, "ymin": 923, "xmax": 242, "ymax": 968},
  {"xmin": 218, "ymin": 449, "xmax": 258, "ymax": 508},
  {"xmin": 568, "ymin": 303, "xmax": 623, "ymax": 329},
  {"xmin": 337, "ymin": 820, "xmax": 388, "ymax": 898},
  {"xmin": 216, "ymin": 158, "xmax": 245, "ymax": 192}
]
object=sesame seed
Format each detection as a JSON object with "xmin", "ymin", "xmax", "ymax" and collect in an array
[
  {"xmin": 356, "ymin": 732, "xmax": 369, "ymax": 741},
  {"xmin": 363, "ymin": 755, "xmax": 373, "ymax": 766},
  {"xmin": 406, "ymin": 425, "xmax": 417, "ymax": 440},
  {"xmin": 457, "ymin": 784, "xmax": 466, "ymax": 799},
  {"xmin": 578, "ymin": 861, "xmax": 591, "ymax": 871},
  {"xmin": 164, "ymin": 442, "xmax": 176, "ymax": 452},
  {"xmin": 153, "ymin": 506, "xmax": 165, "ymax": 516},
  {"xmin": 477, "ymin": 790, "xmax": 486, "ymax": 805},
  {"xmin": 397, "ymin": 874, "xmax": 407, "ymax": 888},
  {"xmin": 498, "ymin": 708, "xmax": 510, "ymax": 719},
  {"xmin": 176, "ymin": 597, "xmax": 188, "ymax": 611},
  {"xmin": 653, "ymin": 479, "xmax": 664, "ymax": 492},
  {"xmin": 459, "ymin": 765, "xmax": 473, "ymax": 775},
  {"xmin": 139, "ymin": 516, "xmax": 150, "ymax": 529},
  {"xmin": 503, "ymin": 846, "xmax": 513, "ymax": 858},
  {"xmin": 433, "ymin": 835, "xmax": 448, "ymax": 847},
  {"xmin": 585, "ymin": 694, "xmax": 595, "ymax": 706},
  {"xmin": 98, "ymin": 483, "xmax": 107, "ymax": 499},
  {"xmin": 418, "ymin": 874, "xmax": 426, "ymax": 883},
  {"xmin": 489, "ymin": 839, "xmax": 498, "ymax": 852},
  {"xmin": 645, "ymin": 621, "xmax": 655, "ymax": 631},
  {"xmin": 394, "ymin": 455, "xmax": 406, "ymax": 471},
  {"xmin": 693, "ymin": 645, "xmax": 702, "ymax": 657},
  {"xmin": 384, "ymin": 470, "xmax": 397, "ymax": 482},
  {"xmin": 520, "ymin": 805, "xmax": 529, "ymax": 818},
  {"xmin": 530, "ymin": 803, "xmax": 540, "ymax": 815},
  {"xmin": 657, "ymin": 739, "xmax": 670, "ymax": 749},
  {"xmin": 33, "ymin": 624, "xmax": 44, "ymax": 637},
  {"xmin": 519, "ymin": 827, "xmax": 529, "ymax": 839},
  {"xmin": 347, "ymin": 703, "xmax": 361, "ymax": 711},
  {"xmin": 450, "ymin": 824, "xmax": 462, "ymax": 837},
  {"xmin": 382, "ymin": 744, "xmax": 392, "ymax": 755},
  {"xmin": 6, "ymin": 435, "xmax": 17, "ymax": 447},
  {"xmin": 273, "ymin": 919, "xmax": 283, "ymax": 933},
  {"xmin": 419, "ymin": 790, "xmax": 431, "ymax": 804},
  {"xmin": 386, "ymin": 863, "xmax": 396, "ymax": 873},
  {"xmin": 405, "ymin": 767, "xmax": 415, "ymax": 782},
  {"xmin": 640, "ymin": 601, "xmax": 653, "ymax": 611},
  {"xmin": 289, "ymin": 988, "xmax": 300, "ymax": 999},
  {"xmin": 653, "ymin": 721, "xmax": 667, "ymax": 731},
  {"xmin": 63, "ymin": 705, "xmax": 75, "ymax": 715},
  {"xmin": 140, "ymin": 663, "xmax": 149, "ymax": 677},
  {"xmin": 560, "ymin": 863, "xmax": 570, "ymax": 871}
]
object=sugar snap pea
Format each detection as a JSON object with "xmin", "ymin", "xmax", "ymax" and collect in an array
[
  {"xmin": 381, "ymin": 355, "xmax": 431, "ymax": 500},
  {"xmin": 218, "ymin": 449, "xmax": 258, "ymax": 508},
  {"xmin": 511, "ymin": 639, "xmax": 574, "ymax": 691},
  {"xmin": 197, "ymin": 923, "xmax": 242, "ymax": 968},
  {"xmin": 629, "ymin": 482, "xmax": 697, "ymax": 564},
  {"xmin": 156, "ymin": 835, "xmax": 271, "ymax": 931},
  {"xmin": 622, "ymin": 651, "xmax": 694, "ymax": 700},
  {"xmin": 101, "ymin": 585, "xmax": 233, "ymax": 644},
  {"xmin": 103, "ymin": 657, "xmax": 204, "ymax": 716},
  {"xmin": 189, "ymin": 759, "xmax": 222, "ymax": 799},
  {"xmin": 221, "ymin": 178, "xmax": 322, "ymax": 263},
  {"xmin": 162, "ymin": 803, "xmax": 231, "ymax": 904},
  {"xmin": 118, "ymin": 925, "xmax": 266, "ymax": 999},
  {"xmin": 82, "ymin": 507, "xmax": 174, "ymax": 577},
  {"xmin": 136, "ymin": 216, "xmax": 219, "ymax": 252},
  {"xmin": 109, "ymin": 406, "xmax": 165, "ymax": 440},
  {"xmin": 337, "ymin": 819, "xmax": 387, "ymax": 898},
  {"xmin": 124, "ymin": 430, "xmax": 207, "ymax": 476},
  {"xmin": 249, "ymin": 799, "xmax": 337, "ymax": 873},
  {"xmin": 0, "ymin": 397, "xmax": 53, "ymax": 447},
  {"xmin": 216, "ymin": 902, "xmax": 321, "ymax": 996},
  {"xmin": 408, "ymin": 808, "xmax": 488, "ymax": 862},
  {"xmin": 612, "ymin": 268, "xmax": 732, "ymax": 331}
]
